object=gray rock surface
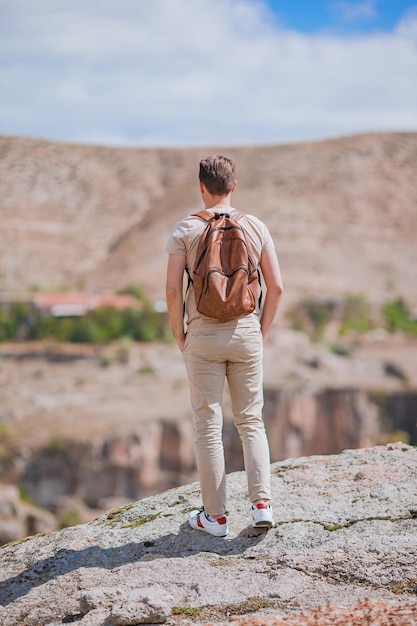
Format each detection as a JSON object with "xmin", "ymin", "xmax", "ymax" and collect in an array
[{"xmin": 0, "ymin": 443, "xmax": 416, "ymax": 625}]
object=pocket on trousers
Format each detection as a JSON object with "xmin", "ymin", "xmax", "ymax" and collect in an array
[
  {"xmin": 242, "ymin": 328, "xmax": 261, "ymax": 336},
  {"xmin": 186, "ymin": 331, "xmax": 218, "ymax": 357},
  {"xmin": 233, "ymin": 327, "xmax": 262, "ymax": 360}
]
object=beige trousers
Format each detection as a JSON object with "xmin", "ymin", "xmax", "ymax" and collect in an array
[{"xmin": 182, "ymin": 323, "xmax": 271, "ymax": 516}]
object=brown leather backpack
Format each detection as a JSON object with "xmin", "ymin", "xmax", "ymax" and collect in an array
[{"xmin": 188, "ymin": 210, "xmax": 260, "ymax": 321}]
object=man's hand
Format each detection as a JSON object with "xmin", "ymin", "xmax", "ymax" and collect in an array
[{"xmin": 176, "ymin": 334, "xmax": 186, "ymax": 352}]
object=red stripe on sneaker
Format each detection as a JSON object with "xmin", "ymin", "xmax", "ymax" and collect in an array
[
  {"xmin": 197, "ymin": 514, "xmax": 204, "ymax": 529},
  {"xmin": 256, "ymin": 503, "xmax": 268, "ymax": 509},
  {"xmin": 217, "ymin": 516, "xmax": 227, "ymax": 525}
]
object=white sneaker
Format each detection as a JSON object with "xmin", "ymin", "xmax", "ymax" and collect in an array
[
  {"xmin": 188, "ymin": 508, "xmax": 229, "ymax": 537},
  {"xmin": 251, "ymin": 502, "xmax": 274, "ymax": 528}
]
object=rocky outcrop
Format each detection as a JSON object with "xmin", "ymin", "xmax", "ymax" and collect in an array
[
  {"xmin": 2, "ymin": 385, "xmax": 416, "ymax": 546},
  {"xmin": 0, "ymin": 443, "xmax": 416, "ymax": 625}
]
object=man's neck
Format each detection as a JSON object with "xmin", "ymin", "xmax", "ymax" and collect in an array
[{"xmin": 203, "ymin": 194, "xmax": 232, "ymax": 210}]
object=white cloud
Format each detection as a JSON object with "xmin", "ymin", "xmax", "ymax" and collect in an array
[
  {"xmin": 330, "ymin": 1, "xmax": 378, "ymax": 24},
  {"xmin": 0, "ymin": 0, "xmax": 416, "ymax": 146}
]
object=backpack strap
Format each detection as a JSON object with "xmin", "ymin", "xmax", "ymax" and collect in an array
[
  {"xmin": 184, "ymin": 266, "xmax": 193, "ymax": 319},
  {"xmin": 185, "ymin": 266, "xmax": 192, "ymax": 285},
  {"xmin": 192, "ymin": 210, "xmax": 216, "ymax": 222}
]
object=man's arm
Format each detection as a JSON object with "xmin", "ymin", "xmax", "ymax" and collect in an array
[
  {"xmin": 166, "ymin": 253, "xmax": 187, "ymax": 351},
  {"xmin": 259, "ymin": 249, "xmax": 284, "ymax": 339}
]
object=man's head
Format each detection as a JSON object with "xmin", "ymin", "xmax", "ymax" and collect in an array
[{"xmin": 199, "ymin": 155, "xmax": 236, "ymax": 196}]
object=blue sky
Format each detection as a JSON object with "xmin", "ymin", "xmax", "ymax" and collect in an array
[
  {"xmin": 0, "ymin": 0, "xmax": 416, "ymax": 147},
  {"xmin": 265, "ymin": 0, "xmax": 416, "ymax": 32}
]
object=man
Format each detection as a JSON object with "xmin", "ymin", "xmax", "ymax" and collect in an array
[{"xmin": 165, "ymin": 155, "xmax": 283, "ymax": 536}]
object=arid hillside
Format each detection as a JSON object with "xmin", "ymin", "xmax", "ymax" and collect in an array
[{"xmin": 1, "ymin": 132, "xmax": 416, "ymax": 308}]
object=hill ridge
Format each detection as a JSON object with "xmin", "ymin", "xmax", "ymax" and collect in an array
[{"xmin": 1, "ymin": 132, "xmax": 416, "ymax": 306}]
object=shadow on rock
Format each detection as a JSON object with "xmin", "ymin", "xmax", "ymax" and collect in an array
[{"xmin": 0, "ymin": 523, "xmax": 271, "ymax": 606}]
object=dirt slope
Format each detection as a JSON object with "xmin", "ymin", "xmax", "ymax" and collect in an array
[{"xmin": 0, "ymin": 133, "xmax": 416, "ymax": 307}]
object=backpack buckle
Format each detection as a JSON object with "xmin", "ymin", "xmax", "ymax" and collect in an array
[{"xmin": 214, "ymin": 212, "xmax": 230, "ymax": 220}]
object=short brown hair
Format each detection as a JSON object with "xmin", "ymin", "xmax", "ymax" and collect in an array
[{"xmin": 199, "ymin": 155, "xmax": 236, "ymax": 195}]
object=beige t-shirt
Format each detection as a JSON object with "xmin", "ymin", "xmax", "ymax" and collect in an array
[{"xmin": 165, "ymin": 208, "xmax": 275, "ymax": 329}]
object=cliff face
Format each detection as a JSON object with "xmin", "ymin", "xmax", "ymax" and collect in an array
[{"xmin": 0, "ymin": 444, "xmax": 416, "ymax": 626}]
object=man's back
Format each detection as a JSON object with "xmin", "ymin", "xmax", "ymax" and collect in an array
[{"xmin": 166, "ymin": 207, "xmax": 275, "ymax": 328}]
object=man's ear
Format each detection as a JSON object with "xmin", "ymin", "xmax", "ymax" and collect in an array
[
  {"xmin": 199, "ymin": 180, "xmax": 206, "ymax": 194},
  {"xmin": 231, "ymin": 179, "xmax": 237, "ymax": 193}
]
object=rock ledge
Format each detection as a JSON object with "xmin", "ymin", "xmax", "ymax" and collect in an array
[{"xmin": 0, "ymin": 443, "xmax": 416, "ymax": 625}]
